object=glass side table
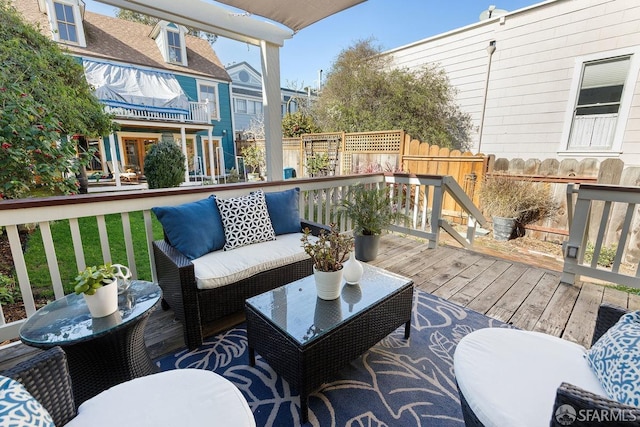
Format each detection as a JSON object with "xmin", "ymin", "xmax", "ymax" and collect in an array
[{"xmin": 20, "ymin": 280, "xmax": 162, "ymax": 406}]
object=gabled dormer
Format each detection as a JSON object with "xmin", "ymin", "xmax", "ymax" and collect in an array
[
  {"xmin": 150, "ymin": 21, "xmax": 189, "ymax": 67},
  {"xmin": 39, "ymin": 0, "xmax": 87, "ymax": 47}
]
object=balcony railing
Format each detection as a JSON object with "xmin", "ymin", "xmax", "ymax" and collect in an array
[
  {"xmin": 104, "ymin": 101, "xmax": 211, "ymax": 124},
  {"xmin": 562, "ymin": 183, "xmax": 640, "ymax": 287},
  {"xmin": 0, "ymin": 173, "xmax": 486, "ymax": 343}
]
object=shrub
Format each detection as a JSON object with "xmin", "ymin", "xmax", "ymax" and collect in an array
[
  {"xmin": 584, "ymin": 242, "xmax": 617, "ymax": 267},
  {"xmin": 478, "ymin": 175, "xmax": 558, "ymax": 225},
  {"xmin": 0, "ymin": 273, "xmax": 18, "ymax": 305},
  {"xmin": 143, "ymin": 141, "xmax": 186, "ymax": 189}
]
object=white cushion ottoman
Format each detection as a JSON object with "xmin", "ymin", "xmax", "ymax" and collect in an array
[
  {"xmin": 66, "ymin": 369, "xmax": 255, "ymax": 427},
  {"xmin": 454, "ymin": 328, "xmax": 607, "ymax": 427}
]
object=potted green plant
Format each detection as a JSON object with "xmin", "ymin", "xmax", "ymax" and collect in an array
[
  {"xmin": 478, "ymin": 175, "xmax": 558, "ymax": 241},
  {"xmin": 339, "ymin": 184, "xmax": 407, "ymax": 262},
  {"xmin": 241, "ymin": 144, "xmax": 265, "ymax": 181},
  {"xmin": 301, "ymin": 223, "xmax": 353, "ymax": 300},
  {"xmin": 73, "ymin": 263, "xmax": 119, "ymax": 317}
]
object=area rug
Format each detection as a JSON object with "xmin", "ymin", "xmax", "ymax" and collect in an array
[{"xmin": 155, "ymin": 290, "xmax": 509, "ymax": 426}]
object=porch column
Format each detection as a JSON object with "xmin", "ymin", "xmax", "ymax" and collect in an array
[
  {"xmin": 207, "ymin": 129, "xmax": 215, "ymax": 183},
  {"xmin": 180, "ymin": 127, "xmax": 189, "ymax": 183},
  {"xmin": 260, "ymin": 40, "xmax": 283, "ymax": 182},
  {"xmin": 108, "ymin": 133, "xmax": 121, "ymax": 187}
]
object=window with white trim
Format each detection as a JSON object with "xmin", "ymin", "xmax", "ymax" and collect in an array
[
  {"xmin": 167, "ymin": 29, "xmax": 182, "ymax": 63},
  {"xmin": 567, "ymin": 56, "xmax": 631, "ymax": 151},
  {"xmin": 235, "ymin": 99, "xmax": 247, "ymax": 114},
  {"xmin": 197, "ymin": 82, "xmax": 219, "ymax": 120},
  {"xmin": 53, "ymin": 1, "xmax": 77, "ymax": 43},
  {"xmin": 45, "ymin": 0, "xmax": 86, "ymax": 46}
]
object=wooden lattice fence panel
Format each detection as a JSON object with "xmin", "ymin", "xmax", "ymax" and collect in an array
[
  {"xmin": 343, "ymin": 130, "xmax": 404, "ymax": 173},
  {"xmin": 301, "ymin": 133, "xmax": 343, "ymax": 176}
]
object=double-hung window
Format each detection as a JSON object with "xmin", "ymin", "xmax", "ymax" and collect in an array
[
  {"xmin": 167, "ymin": 30, "xmax": 182, "ymax": 63},
  {"xmin": 236, "ymin": 99, "xmax": 247, "ymax": 114},
  {"xmin": 53, "ymin": 2, "xmax": 77, "ymax": 43},
  {"xmin": 565, "ymin": 54, "xmax": 636, "ymax": 152}
]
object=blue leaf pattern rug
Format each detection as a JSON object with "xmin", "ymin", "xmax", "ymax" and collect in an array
[{"xmin": 156, "ymin": 290, "xmax": 509, "ymax": 426}]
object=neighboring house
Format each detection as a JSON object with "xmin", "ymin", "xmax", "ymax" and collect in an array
[
  {"xmin": 226, "ymin": 61, "xmax": 314, "ymax": 138},
  {"xmin": 16, "ymin": 0, "xmax": 235, "ymax": 185},
  {"xmin": 383, "ymin": 0, "xmax": 640, "ymax": 167}
]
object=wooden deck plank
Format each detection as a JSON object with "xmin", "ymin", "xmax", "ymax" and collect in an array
[
  {"xmin": 602, "ymin": 286, "xmax": 629, "ymax": 309},
  {"xmin": 432, "ymin": 257, "xmax": 495, "ymax": 300},
  {"xmin": 418, "ymin": 253, "xmax": 484, "ymax": 294},
  {"xmin": 466, "ymin": 263, "xmax": 528, "ymax": 315},
  {"xmin": 533, "ymin": 281, "xmax": 581, "ymax": 338},
  {"xmin": 562, "ymin": 282, "xmax": 604, "ymax": 346},
  {"xmin": 485, "ymin": 267, "xmax": 545, "ymax": 324},
  {"xmin": 508, "ymin": 272, "xmax": 561, "ymax": 332},
  {"xmin": 628, "ymin": 293, "xmax": 640, "ymax": 311},
  {"xmin": 450, "ymin": 260, "xmax": 511, "ymax": 307}
]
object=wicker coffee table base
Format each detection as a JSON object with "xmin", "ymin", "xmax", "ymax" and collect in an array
[{"xmin": 246, "ymin": 284, "xmax": 413, "ymax": 423}]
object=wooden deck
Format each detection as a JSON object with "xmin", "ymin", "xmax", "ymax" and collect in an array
[{"xmin": 1, "ymin": 232, "xmax": 638, "ymax": 370}]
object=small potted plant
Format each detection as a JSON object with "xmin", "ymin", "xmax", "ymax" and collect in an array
[
  {"xmin": 301, "ymin": 223, "xmax": 353, "ymax": 300},
  {"xmin": 339, "ymin": 184, "xmax": 407, "ymax": 261},
  {"xmin": 73, "ymin": 263, "xmax": 119, "ymax": 317}
]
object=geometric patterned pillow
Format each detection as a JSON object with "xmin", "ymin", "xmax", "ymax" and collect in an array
[
  {"xmin": 586, "ymin": 310, "xmax": 640, "ymax": 407},
  {"xmin": 215, "ymin": 190, "xmax": 276, "ymax": 251},
  {"xmin": 0, "ymin": 375, "xmax": 54, "ymax": 427}
]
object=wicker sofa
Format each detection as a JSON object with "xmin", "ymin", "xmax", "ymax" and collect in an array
[
  {"xmin": 152, "ymin": 188, "xmax": 328, "ymax": 350},
  {"xmin": 454, "ymin": 303, "xmax": 640, "ymax": 427}
]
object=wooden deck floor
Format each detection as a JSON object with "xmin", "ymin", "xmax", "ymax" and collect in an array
[{"xmin": 2, "ymin": 233, "xmax": 638, "ymax": 370}]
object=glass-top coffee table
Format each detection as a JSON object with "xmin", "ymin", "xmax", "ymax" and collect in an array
[
  {"xmin": 20, "ymin": 280, "xmax": 161, "ymax": 405},
  {"xmin": 245, "ymin": 263, "xmax": 413, "ymax": 423}
]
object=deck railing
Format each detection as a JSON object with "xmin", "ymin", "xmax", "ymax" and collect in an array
[
  {"xmin": 562, "ymin": 183, "xmax": 640, "ymax": 287},
  {"xmin": 0, "ymin": 173, "xmax": 485, "ymax": 343},
  {"xmin": 104, "ymin": 101, "xmax": 210, "ymax": 124}
]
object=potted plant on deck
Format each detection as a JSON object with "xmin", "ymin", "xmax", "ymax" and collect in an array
[
  {"xmin": 339, "ymin": 184, "xmax": 407, "ymax": 262},
  {"xmin": 478, "ymin": 174, "xmax": 558, "ymax": 241},
  {"xmin": 73, "ymin": 263, "xmax": 119, "ymax": 317},
  {"xmin": 301, "ymin": 223, "xmax": 354, "ymax": 300}
]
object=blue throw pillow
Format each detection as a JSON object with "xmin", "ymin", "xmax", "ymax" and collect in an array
[
  {"xmin": 264, "ymin": 188, "xmax": 301, "ymax": 235},
  {"xmin": 586, "ymin": 310, "xmax": 640, "ymax": 407},
  {"xmin": 152, "ymin": 197, "xmax": 225, "ymax": 260},
  {"xmin": 0, "ymin": 375, "xmax": 54, "ymax": 426}
]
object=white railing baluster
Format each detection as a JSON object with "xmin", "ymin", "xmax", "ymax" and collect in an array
[
  {"xmin": 613, "ymin": 204, "xmax": 635, "ymax": 274},
  {"xmin": 96, "ymin": 215, "xmax": 112, "ymax": 264},
  {"xmin": 143, "ymin": 210, "xmax": 157, "ymax": 284},
  {"xmin": 591, "ymin": 200, "xmax": 612, "ymax": 269},
  {"xmin": 69, "ymin": 218, "xmax": 86, "ymax": 272},
  {"xmin": 121, "ymin": 212, "xmax": 137, "ymax": 279},
  {"xmin": 39, "ymin": 221, "xmax": 64, "ymax": 300},
  {"xmin": 6, "ymin": 225, "xmax": 36, "ymax": 317}
]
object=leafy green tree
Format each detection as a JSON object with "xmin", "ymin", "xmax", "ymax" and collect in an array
[
  {"xmin": 313, "ymin": 38, "xmax": 473, "ymax": 150},
  {"xmin": 116, "ymin": 10, "xmax": 218, "ymax": 45},
  {"xmin": 0, "ymin": 1, "xmax": 113, "ymax": 199},
  {"xmin": 143, "ymin": 141, "xmax": 186, "ymax": 189},
  {"xmin": 282, "ymin": 111, "xmax": 320, "ymax": 137}
]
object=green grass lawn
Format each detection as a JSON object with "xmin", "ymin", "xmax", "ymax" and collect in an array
[{"xmin": 24, "ymin": 212, "xmax": 164, "ymax": 299}]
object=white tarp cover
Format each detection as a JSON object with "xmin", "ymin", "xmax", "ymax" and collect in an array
[{"xmin": 83, "ymin": 59, "xmax": 190, "ymax": 114}]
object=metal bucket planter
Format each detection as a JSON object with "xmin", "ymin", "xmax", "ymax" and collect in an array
[{"xmin": 492, "ymin": 216, "xmax": 517, "ymax": 241}]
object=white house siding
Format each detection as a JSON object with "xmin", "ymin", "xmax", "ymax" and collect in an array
[{"xmin": 385, "ymin": 0, "xmax": 640, "ymax": 166}]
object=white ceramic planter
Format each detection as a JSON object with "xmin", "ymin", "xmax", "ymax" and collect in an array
[
  {"xmin": 84, "ymin": 280, "xmax": 119, "ymax": 318},
  {"xmin": 313, "ymin": 266, "xmax": 343, "ymax": 300}
]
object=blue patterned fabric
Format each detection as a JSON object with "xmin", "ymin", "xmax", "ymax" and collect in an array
[
  {"xmin": 263, "ymin": 188, "xmax": 301, "ymax": 235},
  {"xmin": 152, "ymin": 197, "xmax": 225, "ymax": 260},
  {"xmin": 157, "ymin": 290, "xmax": 510, "ymax": 427},
  {"xmin": 215, "ymin": 190, "xmax": 276, "ymax": 251},
  {"xmin": 0, "ymin": 376, "xmax": 54, "ymax": 427},
  {"xmin": 586, "ymin": 310, "xmax": 640, "ymax": 407}
]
